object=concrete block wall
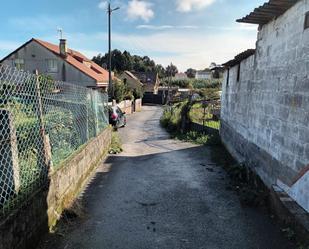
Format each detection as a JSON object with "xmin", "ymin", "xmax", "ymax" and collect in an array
[
  {"xmin": 0, "ymin": 127, "xmax": 112, "ymax": 249},
  {"xmin": 118, "ymin": 100, "xmax": 133, "ymax": 114},
  {"xmin": 221, "ymin": 0, "xmax": 309, "ymax": 212},
  {"xmin": 47, "ymin": 127, "xmax": 112, "ymax": 227}
]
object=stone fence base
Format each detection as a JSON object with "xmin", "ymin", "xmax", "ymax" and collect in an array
[
  {"xmin": 118, "ymin": 99, "xmax": 142, "ymax": 114},
  {"xmin": 0, "ymin": 127, "xmax": 112, "ymax": 249}
]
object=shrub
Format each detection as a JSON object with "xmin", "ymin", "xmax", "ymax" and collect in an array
[
  {"xmin": 173, "ymin": 131, "xmax": 220, "ymax": 146},
  {"xmin": 160, "ymin": 101, "xmax": 188, "ymax": 132},
  {"xmin": 109, "ymin": 132, "xmax": 123, "ymax": 154},
  {"xmin": 44, "ymin": 108, "xmax": 82, "ymax": 166},
  {"xmin": 133, "ymin": 87, "xmax": 144, "ymax": 99},
  {"xmin": 113, "ymin": 81, "xmax": 126, "ymax": 103}
]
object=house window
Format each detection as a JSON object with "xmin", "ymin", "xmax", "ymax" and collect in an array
[
  {"xmin": 304, "ymin": 12, "xmax": 309, "ymax": 30},
  {"xmin": 237, "ymin": 64, "xmax": 241, "ymax": 82},
  {"xmin": 47, "ymin": 59, "xmax": 58, "ymax": 73},
  {"xmin": 14, "ymin": 59, "xmax": 24, "ymax": 70}
]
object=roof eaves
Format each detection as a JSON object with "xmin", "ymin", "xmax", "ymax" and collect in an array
[
  {"xmin": 223, "ymin": 49, "xmax": 256, "ymax": 68},
  {"xmin": 236, "ymin": 0, "xmax": 299, "ymax": 25},
  {"xmin": 34, "ymin": 39, "xmax": 107, "ymax": 82}
]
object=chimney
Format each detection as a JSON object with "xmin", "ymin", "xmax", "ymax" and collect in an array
[{"xmin": 59, "ymin": 39, "xmax": 68, "ymax": 57}]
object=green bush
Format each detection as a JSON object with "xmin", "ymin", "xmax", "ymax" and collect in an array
[
  {"xmin": 160, "ymin": 101, "xmax": 188, "ymax": 132},
  {"xmin": 44, "ymin": 108, "xmax": 81, "ymax": 166},
  {"xmin": 109, "ymin": 132, "xmax": 123, "ymax": 154},
  {"xmin": 160, "ymin": 101, "xmax": 221, "ymax": 146},
  {"xmin": 133, "ymin": 86, "xmax": 144, "ymax": 99},
  {"xmin": 113, "ymin": 81, "xmax": 126, "ymax": 103},
  {"xmin": 124, "ymin": 91, "xmax": 134, "ymax": 100},
  {"xmin": 161, "ymin": 78, "xmax": 222, "ymax": 90},
  {"xmin": 173, "ymin": 131, "xmax": 220, "ymax": 146},
  {"xmin": 160, "ymin": 109, "xmax": 172, "ymax": 128},
  {"xmin": 191, "ymin": 79, "xmax": 222, "ymax": 89}
]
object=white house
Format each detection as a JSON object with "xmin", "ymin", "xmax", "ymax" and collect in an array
[{"xmin": 195, "ymin": 70, "xmax": 212, "ymax": 80}]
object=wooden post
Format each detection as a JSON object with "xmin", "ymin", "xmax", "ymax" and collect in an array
[
  {"xmin": 0, "ymin": 109, "xmax": 20, "ymax": 207},
  {"xmin": 202, "ymin": 99, "xmax": 207, "ymax": 133},
  {"xmin": 33, "ymin": 70, "xmax": 52, "ymax": 173}
]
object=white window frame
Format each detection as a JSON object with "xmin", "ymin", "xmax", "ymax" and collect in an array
[
  {"xmin": 14, "ymin": 59, "xmax": 25, "ymax": 70},
  {"xmin": 46, "ymin": 59, "xmax": 58, "ymax": 73}
]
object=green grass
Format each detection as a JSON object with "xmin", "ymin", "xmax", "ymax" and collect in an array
[
  {"xmin": 160, "ymin": 101, "xmax": 221, "ymax": 146},
  {"xmin": 173, "ymin": 131, "xmax": 221, "ymax": 146},
  {"xmin": 109, "ymin": 132, "xmax": 123, "ymax": 154},
  {"xmin": 189, "ymin": 103, "xmax": 220, "ymax": 130}
]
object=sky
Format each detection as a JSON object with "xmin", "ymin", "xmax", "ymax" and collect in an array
[{"xmin": 0, "ymin": 0, "xmax": 265, "ymax": 71}]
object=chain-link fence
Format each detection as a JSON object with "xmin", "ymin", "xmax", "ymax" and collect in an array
[{"xmin": 0, "ymin": 65, "xmax": 109, "ymax": 216}]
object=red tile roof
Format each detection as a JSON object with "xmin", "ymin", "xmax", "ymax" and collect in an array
[{"xmin": 33, "ymin": 38, "xmax": 109, "ymax": 83}]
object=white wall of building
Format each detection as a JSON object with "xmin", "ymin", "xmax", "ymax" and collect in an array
[{"xmin": 221, "ymin": 0, "xmax": 309, "ymax": 212}]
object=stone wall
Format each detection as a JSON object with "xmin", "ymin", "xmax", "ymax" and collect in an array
[
  {"xmin": 221, "ymin": 0, "xmax": 309, "ymax": 212},
  {"xmin": 118, "ymin": 100, "xmax": 133, "ymax": 114},
  {"xmin": 134, "ymin": 99, "xmax": 142, "ymax": 112},
  {"xmin": 0, "ymin": 127, "xmax": 112, "ymax": 249}
]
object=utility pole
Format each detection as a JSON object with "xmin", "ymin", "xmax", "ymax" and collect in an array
[
  {"xmin": 108, "ymin": 2, "xmax": 120, "ymax": 99},
  {"xmin": 168, "ymin": 62, "xmax": 173, "ymax": 105}
]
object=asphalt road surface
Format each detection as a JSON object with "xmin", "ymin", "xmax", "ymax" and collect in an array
[{"xmin": 37, "ymin": 105, "xmax": 295, "ymax": 249}]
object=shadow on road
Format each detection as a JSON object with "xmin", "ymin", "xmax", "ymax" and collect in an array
[{"xmin": 37, "ymin": 143, "xmax": 297, "ymax": 249}]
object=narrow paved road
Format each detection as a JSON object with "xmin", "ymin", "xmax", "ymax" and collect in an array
[{"xmin": 38, "ymin": 106, "xmax": 295, "ymax": 249}]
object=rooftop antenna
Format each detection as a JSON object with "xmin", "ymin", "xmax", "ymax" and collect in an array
[{"xmin": 57, "ymin": 28, "xmax": 63, "ymax": 39}]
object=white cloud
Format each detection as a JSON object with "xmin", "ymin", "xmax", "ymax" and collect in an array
[
  {"xmin": 127, "ymin": 0, "xmax": 154, "ymax": 22},
  {"xmin": 136, "ymin": 25, "xmax": 198, "ymax": 30},
  {"xmin": 115, "ymin": 32, "xmax": 256, "ymax": 71},
  {"xmin": 98, "ymin": 1, "xmax": 108, "ymax": 10},
  {"xmin": 39, "ymin": 28, "xmax": 256, "ymax": 72},
  {"xmin": 137, "ymin": 25, "xmax": 174, "ymax": 30},
  {"xmin": 176, "ymin": 0, "xmax": 215, "ymax": 12},
  {"xmin": 68, "ymin": 30, "xmax": 255, "ymax": 71}
]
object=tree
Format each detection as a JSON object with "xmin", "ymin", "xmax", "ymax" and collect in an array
[
  {"xmin": 166, "ymin": 63, "xmax": 178, "ymax": 77},
  {"xmin": 92, "ymin": 53, "xmax": 102, "ymax": 66},
  {"xmin": 113, "ymin": 80, "xmax": 126, "ymax": 103},
  {"xmin": 209, "ymin": 62, "xmax": 217, "ymax": 69},
  {"xmin": 155, "ymin": 64, "xmax": 166, "ymax": 78},
  {"xmin": 133, "ymin": 86, "xmax": 144, "ymax": 99},
  {"xmin": 92, "ymin": 50, "xmax": 175, "ymax": 78},
  {"xmin": 185, "ymin": 68, "xmax": 196, "ymax": 78}
]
